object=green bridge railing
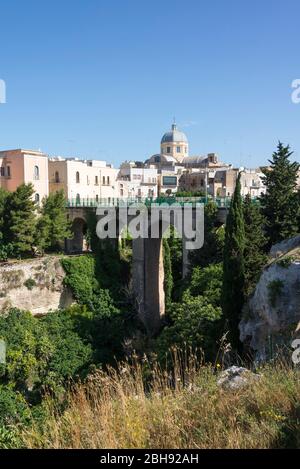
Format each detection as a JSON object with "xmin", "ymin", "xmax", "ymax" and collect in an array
[{"xmin": 66, "ymin": 196, "xmax": 256, "ymax": 209}]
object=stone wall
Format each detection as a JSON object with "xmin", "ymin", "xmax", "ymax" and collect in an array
[{"xmin": 0, "ymin": 256, "xmax": 74, "ymax": 315}]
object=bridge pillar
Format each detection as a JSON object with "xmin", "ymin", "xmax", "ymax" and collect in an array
[
  {"xmin": 132, "ymin": 237, "xmax": 165, "ymax": 335},
  {"xmin": 182, "ymin": 238, "xmax": 190, "ymax": 278}
]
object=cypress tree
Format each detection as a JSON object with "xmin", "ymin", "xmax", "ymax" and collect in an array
[
  {"xmin": 163, "ymin": 238, "xmax": 173, "ymax": 309},
  {"xmin": 243, "ymin": 194, "xmax": 268, "ymax": 296},
  {"xmin": 6, "ymin": 183, "xmax": 37, "ymax": 255},
  {"xmin": 260, "ymin": 142, "xmax": 299, "ymax": 247},
  {"xmin": 222, "ymin": 172, "xmax": 245, "ymax": 351}
]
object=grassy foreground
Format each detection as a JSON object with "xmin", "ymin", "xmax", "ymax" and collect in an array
[{"xmin": 20, "ymin": 354, "xmax": 300, "ymax": 449}]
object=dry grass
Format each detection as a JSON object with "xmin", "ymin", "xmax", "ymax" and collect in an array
[{"xmin": 21, "ymin": 353, "xmax": 300, "ymax": 449}]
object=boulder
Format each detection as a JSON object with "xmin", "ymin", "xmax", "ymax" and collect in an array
[{"xmin": 217, "ymin": 366, "xmax": 260, "ymax": 390}]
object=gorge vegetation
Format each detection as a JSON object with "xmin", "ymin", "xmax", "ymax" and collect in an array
[{"xmin": 0, "ymin": 142, "xmax": 299, "ymax": 448}]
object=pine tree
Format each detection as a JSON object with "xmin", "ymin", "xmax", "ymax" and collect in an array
[
  {"xmin": 260, "ymin": 142, "xmax": 299, "ymax": 247},
  {"xmin": 38, "ymin": 190, "xmax": 72, "ymax": 251},
  {"xmin": 243, "ymin": 195, "xmax": 268, "ymax": 296},
  {"xmin": 222, "ymin": 172, "xmax": 245, "ymax": 351},
  {"xmin": 6, "ymin": 184, "xmax": 37, "ymax": 255}
]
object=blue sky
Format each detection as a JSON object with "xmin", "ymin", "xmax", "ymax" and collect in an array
[{"xmin": 0, "ymin": 0, "xmax": 300, "ymax": 167}]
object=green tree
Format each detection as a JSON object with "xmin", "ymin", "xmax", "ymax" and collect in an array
[
  {"xmin": 190, "ymin": 201, "xmax": 224, "ymax": 268},
  {"xmin": 156, "ymin": 263, "xmax": 223, "ymax": 361},
  {"xmin": 222, "ymin": 172, "xmax": 245, "ymax": 351},
  {"xmin": 156, "ymin": 297, "xmax": 222, "ymax": 362},
  {"xmin": 243, "ymin": 195, "xmax": 268, "ymax": 295},
  {"xmin": 0, "ymin": 188, "xmax": 10, "ymax": 242},
  {"xmin": 0, "ymin": 189, "xmax": 15, "ymax": 259},
  {"xmin": 5, "ymin": 184, "xmax": 37, "ymax": 255},
  {"xmin": 0, "ymin": 308, "xmax": 92, "ymax": 396},
  {"xmin": 260, "ymin": 142, "xmax": 299, "ymax": 247},
  {"xmin": 188, "ymin": 263, "xmax": 223, "ymax": 308},
  {"xmin": 37, "ymin": 190, "xmax": 71, "ymax": 252}
]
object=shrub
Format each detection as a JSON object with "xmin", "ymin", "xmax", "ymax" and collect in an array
[
  {"xmin": 0, "ymin": 244, "xmax": 15, "ymax": 262},
  {"xmin": 23, "ymin": 278, "xmax": 36, "ymax": 290},
  {"xmin": 276, "ymin": 256, "xmax": 294, "ymax": 268},
  {"xmin": 61, "ymin": 255, "xmax": 97, "ymax": 304}
]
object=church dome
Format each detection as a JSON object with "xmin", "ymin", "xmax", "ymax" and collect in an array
[{"xmin": 161, "ymin": 123, "xmax": 188, "ymax": 144}]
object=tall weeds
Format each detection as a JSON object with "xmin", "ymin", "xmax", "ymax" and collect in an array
[{"xmin": 21, "ymin": 351, "xmax": 300, "ymax": 449}]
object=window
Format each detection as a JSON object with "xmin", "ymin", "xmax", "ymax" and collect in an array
[
  {"xmin": 167, "ymin": 146, "xmax": 171, "ymax": 153},
  {"xmin": 96, "ymin": 194, "xmax": 99, "ymax": 203},
  {"xmin": 0, "ymin": 167, "xmax": 4, "ymax": 177},
  {"xmin": 7, "ymin": 166, "xmax": 11, "ymax": 177},
  {"xmin": 76, "ymin": 171, "xmax": 80, "ymax": 183},
  {"xmin": 34, "ymin": 165, "xmax": 39, "ymax": 180},
  {"xmin": 177, "ymin": 146, "xmax": 181, "ymax": 153},
  {"xmin": 76, "ymin": 193, "xmax": 80, "ymax": 204},
  {"xmin": 102, "ymin": 176, "xmax": 105, "ymax": 185},
  {"xmin": 107, "ymin": 176, "xmax": 110, "ymax": 185},
  {"xmin": 35, "ymin": 193, "xmax": 40, "ymax": 204},
  {"xmin": 95, "ymin": 176, "xmax": 98, "ymax": 185},
  {"xmin": 55, "ymin": 171, "xmax": 60, "ymax": 183},
  {"xmin": 162, "ymin": 176, "xmax": 177, "ymax": 186},
  {"xmin": 200, "ymin": 179, "xmax": 204, "ymax": 187}
]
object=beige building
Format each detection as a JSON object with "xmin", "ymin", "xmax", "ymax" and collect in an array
[
  {"xmin": 0, "ymin": 149, "xmax": 49, "ymax": 202},
  {"xmin": 48, "ymin": 157, "xmax": 118, "ymax": 204},
  {"xmin": 118, "ymin": 161, "xmax": 158, "ymax": 198},
  {"xmin": 180, "ymin": 167, "xmax": 266, "ymax": 198}
]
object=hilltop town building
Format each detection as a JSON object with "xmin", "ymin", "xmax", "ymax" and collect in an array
[
  {"xmin": 0, "ymin": 149, "xmax": 49, "ymax": 202},
  {"xmin": 0, "ymin": 122, "xmax": 281, "ymax": 202},
  {"xmin": 48, "ymin": 157, "xmax": 118, "ymax": 203}
]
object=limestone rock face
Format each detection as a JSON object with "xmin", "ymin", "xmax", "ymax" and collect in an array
[
  {"xmin": 239, "ymin": 236, "xmax": 300, "ymax": 361},
  {"xmin": 0, "ymin": 257, "xmax": 74, "ymax": 315}
]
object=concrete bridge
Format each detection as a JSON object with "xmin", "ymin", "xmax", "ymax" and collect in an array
[{"xmin": 65, "ymin": 198, "xmax": 229, "ymax": 334}]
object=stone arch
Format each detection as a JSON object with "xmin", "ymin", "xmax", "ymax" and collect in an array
[{"xmin": 67, "ymin": 217, "xmax": 88, "ymax": 253}]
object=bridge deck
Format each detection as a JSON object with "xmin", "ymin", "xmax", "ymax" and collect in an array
[{"xmin": 66, "ymin": 196, "xmax": 260, "ymax": 209}]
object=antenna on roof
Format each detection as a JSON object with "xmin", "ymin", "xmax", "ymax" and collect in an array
[{"xmin": 172, "ymin": 116, "xmax": 177, "ymax": 131}]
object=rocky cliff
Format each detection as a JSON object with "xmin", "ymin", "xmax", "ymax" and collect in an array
[
  {"xmin": 240, "ymin": 236, "xmax": 300, "ymax": 361},
  {"xmin": 0, "ymin": 256, "xmax": 74, "ymax": 315}
]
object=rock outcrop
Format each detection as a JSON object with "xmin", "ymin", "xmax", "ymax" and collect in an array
[
  {"xmin": 217, "ymin": 366, "xmax": 261, "ymax": 390},
  {"xmin": 240, "ymin": 236, "xmax": 300, "ymax": 361},
  {"xmin": 0, "ymin": 256, "xmax": 74, "ymax": 315}
]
